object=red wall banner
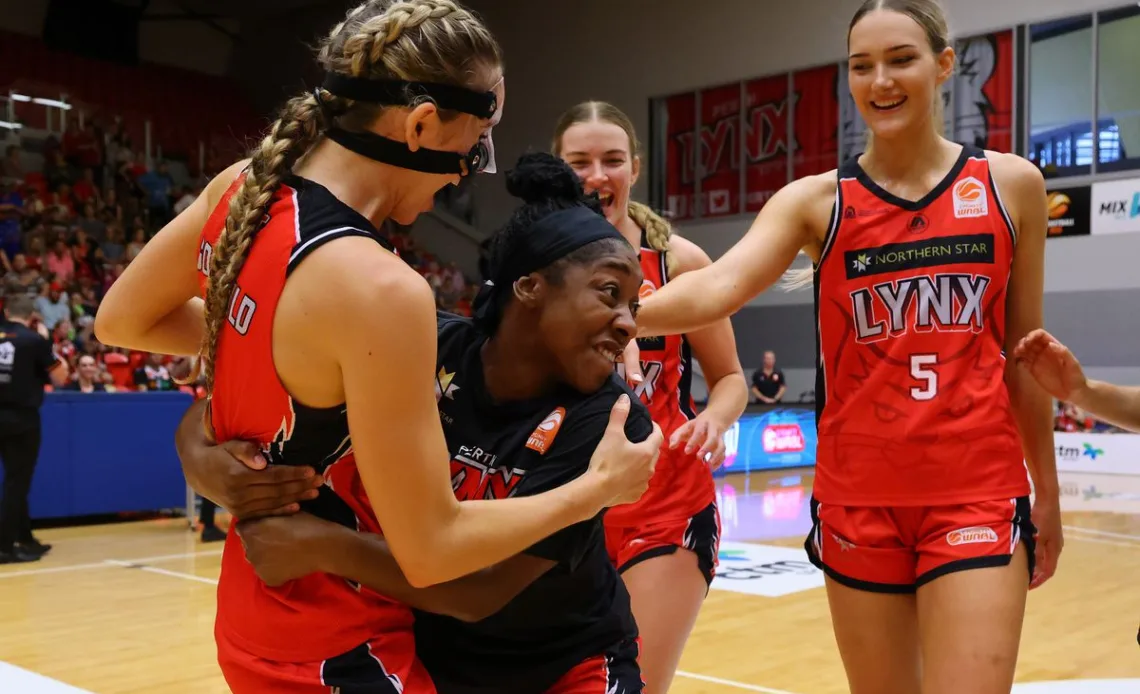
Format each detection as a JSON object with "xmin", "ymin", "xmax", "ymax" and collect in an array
[
  {"xmin": 792, "ymin": 64, "xmax": 840, "ymax": 179},
  {"xmin": 744, "ymin": 75, "xmax": 790, "ymax": 213},
  {"xmin": 699, "ymin": 83, "xmax": 742, "ymax": 218},
  {"xmin": 664, "ymin": 92, "xmax": 696, "ymax": 220}
]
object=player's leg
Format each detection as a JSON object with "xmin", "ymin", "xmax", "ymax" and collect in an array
[
  {"xmin": 806, "ymin": 499, "xmax": 922, "ymax": 694},
  {"xmin": 545, "ymin": 638, "xmax": 643, "ymax": 694},
  {"xmin": 608, "ymin": 503, "xmax": 718, "ymax": 694},
  {"xmin": 914, "ymin": 497, "xmax": 1035, "ymax": 694}
]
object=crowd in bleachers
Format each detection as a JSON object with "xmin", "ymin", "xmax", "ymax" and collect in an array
[{"xmin": 1055, "ymin": 401, "xmax": 1126, "ymax": 434}]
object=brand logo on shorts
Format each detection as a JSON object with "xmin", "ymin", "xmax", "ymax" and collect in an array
[
  {"xmin": 946, "ymin": 526, "xmax": 999, "ymax": 546},
  {"xmin": 953, "ymin": 177, "xmax": 989, "ymax": 218}
]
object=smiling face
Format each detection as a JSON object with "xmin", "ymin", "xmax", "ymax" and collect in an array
[
  {"xmin": 521, "ymin": 240, "xmax": 642, "ymax": 393},
  {"xmin": 557, "ymin": 120, "xmax": 639, "ymax": 229},
  {"xmin": 846, "ymin": 4, "xmax": 954, "ymax": 142}
]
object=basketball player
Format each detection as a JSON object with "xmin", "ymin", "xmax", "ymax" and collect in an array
[
  {"xmin": 177, "ymin": 153, "xmax": 650, "ymax": 694},
  {"xmin": 92, "ymin": 2, "xmax": 660, "ymax": 691},
  {"xmin": 626, "ymin": 2, "xmax": 1061, "ymax": 692},
  {"xmin": 552, "ymin": 102, "xmax": 748, "ymax": 694}
]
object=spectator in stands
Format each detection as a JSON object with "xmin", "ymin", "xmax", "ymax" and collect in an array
[
  {"xmin": 172, "ymin": 185, "xmax": 197, "ymax": 217},
  {"xmin": 2, "ymin": 146, "xmax": 22, "ymax": 184},
  {"xmin": 125, "ymin": 226, "xmax": 147, "ymax": 262},
  {"xmin": 77, "ymin": 202, "xmax": 105, "ymax": 242},
  {"xmin": 133, "ymin": 352, "xmax": 173, "ymax": 391},
  {"xmin": 137, "ymin": 160, "xmax": 174, "ymax": 226},
  {"xmin": 35, "ymin": 283, "xmax": 69, "ymax": 331},
  {"xmin": 101, "ymin": 189, "xmax": 123, "ymax": 224},
  {"xmin": 750, "ymin": 350, "xmax": 786, "ymax": 404},
  {"xmin": 0, "ymin": 180, "xmax": 23, "ymax": 260},
  {"xmin": 72, "ymin": 168, "xmax": 100, "ymax": 208},
  {"xmin": 100, "ymin": 225, "xmax": 125, "ymax": 263},
  {"xmin": 45, "ymin": 238, "xmax": 75, "ymax": 283},
  {"xmin": 61, "ymin": 355, "xmax": 109, "ymax": 393},
  {"xmin": 44, "ymin": 151, "xmax": 71, "ymax": 191}
]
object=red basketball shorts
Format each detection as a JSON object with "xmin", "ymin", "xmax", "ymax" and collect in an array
[
  {"xmin": 545, "ymin": 638, "xmax": 643, "ymax": 694},
  {"xmin": 604, "ymin": 502, "xmax": 720, "ymax": 586},
  {"xmin": 217, "ymin": 625, "xmax": 436, "ymax": 694},
  {"xmin": 804, "ymin": 495, "xmax": 1036, "ymax": 592}
]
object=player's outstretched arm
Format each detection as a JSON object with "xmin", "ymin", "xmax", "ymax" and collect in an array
[
  {"xmin": 95, "ymin": 160, "xmax": 247, "ymax": 356},
  {"xmin": 633, "ymin": 175, "xmax": 829, "ymax": 338},
  {"xmin": 1015, "ymin": 329, "xmax": 1140, "ymax": 432},
  {"xmin": 314, "ymin": 245, "xmax": 662, "ymax": 588}
]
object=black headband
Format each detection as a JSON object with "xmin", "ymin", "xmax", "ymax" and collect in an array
[
  {"xmin": 322, "ymin": 72, "xmax": 498, "ymax": 119},
  {"xmin": 473, "ymin": 207, "xmax": 627, "ymax": 326}
]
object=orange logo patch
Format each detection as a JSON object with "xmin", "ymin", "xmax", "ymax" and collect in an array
[
  {"xmin": 946, "ymin": 526, "xmax": 998, "ymax": 546},
  {"xmin": 526, "ymin": 407, "xmax": 566, "ymax": 454},
  {"xmin": 638, "ymin": 279, "xmax": 657, "ymax": 300}
]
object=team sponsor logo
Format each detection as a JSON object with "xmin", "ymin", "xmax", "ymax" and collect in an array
[
  {"xmin": 435, "ymin": 367, "xmax": 459, "ymax": 402},
  {"xmin": 638, "ymin": 279, "xmax": 657, "ymax": 300},
  {"xmin": 1090, "ymin": 177, "xmax": 1140, "ymax": 235},
  {"xmin": 845, "ymin": 233, "xmax": 994, "ymax": 279},
  {"xmin": 1045, "ymin": 186, "xmax": 1091, "ymax": 237},
  {"xmin": 1056, "ymin": 441, "xmax": 1105, "ymax": 462},
  {"xmin": 946, "ymin": 526, "xmax": 999, "ymax": 546},
  {"xmin": 526, "ymin": 406, "xmax": 566, "ymax": 454},
  {"xmin": 762, "ymin": 424, "xmax": 805, "ymax": 453},
  {"xmin": 843, "ymin": 205, "xmax": 890, "ymax": 219},
  {"xmin": 710, "ymin": 542, "xmax": 824, "ymax": 597},
  {"xmin": 908, "ymin": 213, "xmax": 929, "ymax": 234},
  {"xmin": 952, "ymin": 176, "xmax": 989, "ymax": 218}
]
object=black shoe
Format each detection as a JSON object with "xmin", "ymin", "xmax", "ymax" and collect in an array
[
  {"xmin": 0, "ymin": 546, "xmax": 41, "ymax": 564},
  {"xmin": 201, "ymin": 525, "xmax": 227, "ymax": 543},
  {"xmin": 17, "ymin": 538, "xmax": 52, "ymax": 556}
]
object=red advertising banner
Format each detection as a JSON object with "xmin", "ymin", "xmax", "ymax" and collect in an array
[
  {"xmin": 953, "ymin": 29, "xmax": 1014, "ymax": 152},
  {"xmin": 664, "ymin": 92, "xmax": 697, "ymax": 220},
  {"xmin": 744, "ymin": 75, "xmax": 790, "ymax": 213},
  {"xmin": 699, "ymin": 83, "xmax": 742, "ymax": 217},
  {"xmin": 792, "ymin": 64, "xmax": 840, "ymax": 179}
]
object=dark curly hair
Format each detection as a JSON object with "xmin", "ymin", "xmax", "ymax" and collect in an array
[{"xmin": 476, "ymin": 152, "xmax": 632, "ymax": 333}]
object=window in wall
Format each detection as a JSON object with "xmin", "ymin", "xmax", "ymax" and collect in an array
[
  {"xmin": 1097, "ymin": 6, "xmax": 1140, "ymax": 172},
  {"xmin": 1028, "ymin": 14, "xmax": 1093, "ymax": 178}
]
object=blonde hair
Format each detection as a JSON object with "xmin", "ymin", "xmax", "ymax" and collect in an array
[
  {"xmin": 200, "ymin": 0, "xmax": 502, "ymax": 390},
  {"xmin": 551, "ymin": 101, "xmax": 679, "ymax": 277}
]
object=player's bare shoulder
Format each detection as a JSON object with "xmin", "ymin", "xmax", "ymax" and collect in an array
[
  {"xmin": 986, "ymin": 150, "xmax": 1046, "ymax": 233},
  {"xmin": 774, "ymin": 170, "xmax": 840, "ymax": 247}
]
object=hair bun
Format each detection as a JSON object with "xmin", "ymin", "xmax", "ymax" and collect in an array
[{"xmin": 505, "ymin": 152, "xmax": 584, "ymax": 205}]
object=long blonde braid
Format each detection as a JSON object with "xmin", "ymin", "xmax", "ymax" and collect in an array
[{"xmin": 201, "ymin": 0, "xmax": 501, "ymax": 390}]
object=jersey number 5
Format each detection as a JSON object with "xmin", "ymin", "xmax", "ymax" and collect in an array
[{"xmin": 910, "ymin": 354, "xmax": 938, "ymax": 401}]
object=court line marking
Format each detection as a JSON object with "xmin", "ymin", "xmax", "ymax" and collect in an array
[
  {"xmin": 103, "ymin": 559, "xmax": 220, "ymax": 586},
  {"xmin": 1063, "ymin": 525, "xmax": 1140, "ymax": 543},
  {"xmin": 675, "ymin": 670, "xmax": 802, "ymax": 694},
  {"xmin": 1063, "ymin": 535, "xmax": 1140, "ymax": 549},
  {"xmin": 0, "ymin": 548, "xmax": 223, "ymax": 580}
]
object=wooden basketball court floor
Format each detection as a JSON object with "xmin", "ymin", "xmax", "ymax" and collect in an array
[{"xmin": 2, "ymin": 467, "xmax": 1139, "ymax": 694}]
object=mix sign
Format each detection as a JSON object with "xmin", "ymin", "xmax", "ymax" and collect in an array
[{"xmin": 1091, "ymin": 177, "xmax": 1140, "ymax": 235}]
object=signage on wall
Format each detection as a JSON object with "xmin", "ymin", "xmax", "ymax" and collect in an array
[
  {"xmin": 1045, "ymin": 185, "xmax": 1091, "ymax": 238},
  {"xmin": 1090, "ymin": 177, "xmax": 1140, "ymax": 235}
]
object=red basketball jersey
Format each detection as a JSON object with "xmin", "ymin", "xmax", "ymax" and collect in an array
[
  {"xmin": 607, "ymin": 236, "xmax": 715, "ymax": 524},
  {"xmin": 198, "ymin": 174, "xmax": 414, "ymax": 662},
  {"xmin": 813, "ymin": 145, "xmax": 1031, "ymax": 507}
]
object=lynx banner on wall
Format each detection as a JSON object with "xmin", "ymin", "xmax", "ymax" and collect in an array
[
  {"xmin": 1045, "ymin": 185, "xmax": 1091, "ymax": 237},
  {"xmin": 744, "ymin": 75, "xmax": 791, "ymax": 212},
  {"xmin": 664, "ymin": 92, "xmax": 696, "ymax": 221},
  {"xmin": 1090, "ymin": 177, "xmax": 1140, "ymax": 235},
  {"xmin": 953, "ymin": 29, "xmax": 1014, "ymax": 153},
  {"xmin": 699, "ymin": 83, "xmax": 742, "ymax": 218},
  {"xmin": 792, "ymin": 64, "xmax": 839, "ymax": 179}
]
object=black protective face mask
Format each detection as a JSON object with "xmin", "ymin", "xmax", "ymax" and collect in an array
[{"xmin": 320, "ymin": 72, "xmax": 500, "ymax": 177}]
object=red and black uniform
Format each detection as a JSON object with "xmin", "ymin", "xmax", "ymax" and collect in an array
[
  {"xmin": 197, "ymin": 174, "xmax": 434, "ymax": 693},
  {"xmin": 412, "ymin": 313, "xmax": 649, "ymax": 694},
  {"xmin": 805, "ymin": 144, "xmax": 1036, "ymax": 592},
  {"xmin": 605, "ymin": 234, "xmax": 720, "ymax": 584}
]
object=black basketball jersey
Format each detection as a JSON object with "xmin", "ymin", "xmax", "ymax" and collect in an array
[
  {"xmin": 413, "ymin": 312, "xmax": 651, "ymax": 694},
  {"xmin": 0, "ymin": 320, "xmax": 60, "ymax": 417}
]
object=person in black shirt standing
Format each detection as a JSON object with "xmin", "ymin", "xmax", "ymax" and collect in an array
[
  {"xmin": 175, "ymin": 153, "xmax": 657, "ymax": 694},
  {"xmin": 750, "ymin": 350, "xmax": 786, "ymax": 404},
  {"xmin": 0, "ymin": 294, "xmax": 68, "ymax": 564}
]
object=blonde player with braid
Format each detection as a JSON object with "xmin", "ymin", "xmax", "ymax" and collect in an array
[
  {"xmin": 552, "ymin": 102, "xmax": 749, "ymax": 694},
  {"xmin": 94, "ymin": 2, "xmax": 661, "ymax": 691}
]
